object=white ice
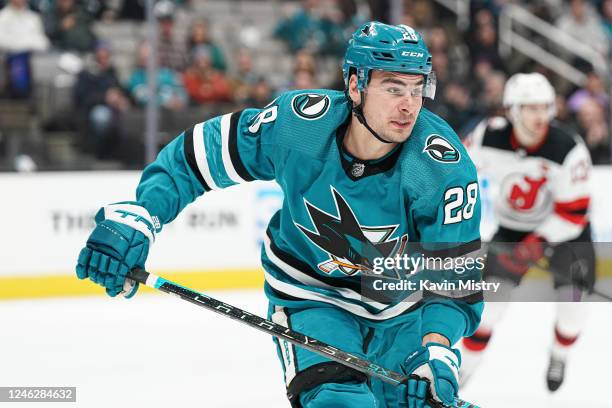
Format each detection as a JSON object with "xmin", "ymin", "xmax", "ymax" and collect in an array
[{"xmin": 1, "ymin": 290, "xmax": 610, "ymax": 408}]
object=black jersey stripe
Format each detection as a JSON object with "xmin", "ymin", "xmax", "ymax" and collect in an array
[
  {"xmin": 183, "ymin": 126, "xmax": 212, "ymax": 191},
  {"xmin": 418, "ymin": 238, "xmax": 482, "ymax": 259},
  {"xmin": 228, "ymin": 110, "xmax": 256, "ymax": 182}
]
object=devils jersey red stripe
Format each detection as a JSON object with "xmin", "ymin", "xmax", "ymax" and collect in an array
[{"xmin": 554, "ymin": 197, "xmax": 590, "ymax": 225}]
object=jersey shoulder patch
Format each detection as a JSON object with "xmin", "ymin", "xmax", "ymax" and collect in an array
[
  {"xmin": 400, "ymin": 109, "xmax": 477, "ymax": 199},
  {"xmin": 243, "ymin": 89, "xmax": 350, "ymax": 159},
  {"xmin": 290, "ymin": 92, "xmax": 332, "ymax": 120},
  {"xmin": 423, "ymin": 134, "xmax": 461, "ymax": 163}
]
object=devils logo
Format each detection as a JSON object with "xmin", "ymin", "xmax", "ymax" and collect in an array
[{"xmin": 295, "ymin": 187, "xmax": 408, "ymax": 277}]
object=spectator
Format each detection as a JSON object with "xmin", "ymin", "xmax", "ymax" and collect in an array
[
  {"xmin": 274, "ymin": 0, "xmax": 325, "ymax": 53},
  {"xmin": 187, "ymin": 19, "xmax": 227, "ymax": 72},
  {"xmin": 154, "ymin": 0, "xmax": 187, "ymax": 71},
  {"xmin": 127, "ymin": 41, "xmax": 187, "ymax": 111},
  {"xmin": 73, "ymin": 42, "xmax": 130, "ymax": 160},
  {"xmin": 567, "ymin": 70, "xmax": 610, "ymax": 115},
  {"xmin": 555, "ymin": 94, "xmax": 572, "ymax": 124},
  {"xmin": 440, "ymin": 82, "xmax": 480, "ymax": 136},
  {"xmin": 0, "ymin": 0, "xmax": 49, "ymax": 97},
  {"xmin": 182, "ymin": 45, "xmax": 233, "ymax": 105},
  {"xmin": 241, "ymin": 77, "xmax": 273, "ymax": 108},
  {"xmin": 556, "ymin": 0, "xmax": 609, "ymax": 56},
  {"xmin": 317, "ymin": 2, "xmax": 351, "ymax": 57},
  {"xmin": 231, "ymin": 48, "xmax": 259, "ymax": 105},
  {"xmin": 574, "ymin": 97, "xmax": 610, "ymax": 164},
  {"xmin": 477, "ymin": 70, "xmax": 507, "ymax": 117},
  {"xmin": 292, "ymin": 68, "xmax": 317, "ymax": 90},
  {"xmin": 0, "ymin": 0, "xmax": 49, "ymax": 53},
  {"xmin": 284, "ymin": 49, "xmax": 319, "ymax": 90},
  {"xmin": 468, "ymin": 9, "xmax": 505, "ymax": 72},
  {"xmin": 44, "ymin": 0, "xmax": 96, "ymax": 52},
  {"xmin": 405, "ymin": 0, "xmax": 435, "ymax": 29},
  {"xmin": 602, "ymin": 0, "xmax": 612, "ymax": 49}
]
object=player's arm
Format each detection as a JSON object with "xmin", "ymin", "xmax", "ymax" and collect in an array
[
  {"xmin": 75, "ymin": 101, "xmax": 282, "ymax": 297},
  {"xmin": 414, "ymin": 174, "xmax": 484, "ymax": 344},
  {"xmin": 399, "ymin": 158, "xmax": 483, "ymax": 406},
  {"xmin": 534, "ymin": 140, "xmax": 591, "ymax": 242}
]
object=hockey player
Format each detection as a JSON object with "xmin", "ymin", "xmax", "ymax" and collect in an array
[
  {"xmin": 460, "ymin": 73, "xmax": 596, "ymax": 392},
  {"xmin": 76, "ymin": 22, "xmax": 483, "ymax": 407}
]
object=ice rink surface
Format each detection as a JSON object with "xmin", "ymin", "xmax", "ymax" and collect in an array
[{"xmin": 1, "ymin": 289, "xmax": 611, "ymax": 408}]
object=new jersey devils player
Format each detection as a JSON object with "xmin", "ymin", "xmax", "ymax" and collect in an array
[{"xmin": 461, "ymin": 73, "xmax": 596, "ymax": 392}]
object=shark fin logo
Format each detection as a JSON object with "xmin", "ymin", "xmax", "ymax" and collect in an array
[
  {"xmin": 295, "ymin": 187, "xmax": 408, "ymax": 276},
  {"xmin": 423, "ymin": 135, "xmax": 460, "ymax": 163},
  {"xmin": 291, "ymin": 93, "xmax": 331, "ymax": 120}
]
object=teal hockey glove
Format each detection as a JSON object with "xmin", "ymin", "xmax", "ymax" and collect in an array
[
  {"xmin": 399, "ymin": 343, "xmax": 461, "ymax": 407},
  {"xmin": 76, "ymin": 203, "xmax": 160, "ymax": 297}
]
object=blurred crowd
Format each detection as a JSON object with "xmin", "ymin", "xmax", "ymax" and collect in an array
[{"xmin": 0, "ymin": 0, "xmax": 610, "ymax": 170}]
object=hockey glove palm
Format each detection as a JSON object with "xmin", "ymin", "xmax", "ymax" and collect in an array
[
  {"xmin": 76, "ymin": 203, "xmax": 160, "ymax": 297},
  {"xmin": 399, "ymin": 343, "xmax": 460, "ymax": 408}
]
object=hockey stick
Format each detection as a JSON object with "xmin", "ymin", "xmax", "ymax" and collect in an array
[
  {"xmin": 127, "ymin": 268, "xmax": 480, "ymax": 408},
  {"xmin": 533, "ymin": 258, "xmax": 612, "ymax": 302}
]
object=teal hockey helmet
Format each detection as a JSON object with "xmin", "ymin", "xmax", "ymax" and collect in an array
[{"xmin": 342, "ymin": 22, "xmax": 435, "ymax": 99}]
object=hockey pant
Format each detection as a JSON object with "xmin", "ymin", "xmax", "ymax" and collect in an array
[{"xmin": 268, "ymin": 302, "xmax": 424, "ymax": 408}]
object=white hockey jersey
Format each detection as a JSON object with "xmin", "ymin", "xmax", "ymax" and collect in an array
[{"xmin": 466, "ymin": 117, "xmax": 591, "ymax": 242}]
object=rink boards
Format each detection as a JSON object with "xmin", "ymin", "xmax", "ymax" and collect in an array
[{"xmin": 2, "ymin": 168, "xmax": 612, "ymax": 299}]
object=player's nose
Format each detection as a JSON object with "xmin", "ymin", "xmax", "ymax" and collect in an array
[{"xmin": 397, "ymin": 95, "xmax": 419, "ymax": 113}]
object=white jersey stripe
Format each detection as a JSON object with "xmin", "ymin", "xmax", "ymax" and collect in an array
[
  {"xmin": 220, "ymin": 113, "xmax": 247, "ymax": 184},
  {"xmin": 271, "ymin": 306, "xmax": 297, "ymax": 385},
  {"xmin": 264, "ymin": 269, "xmax": 420, "ymax": 320},
  {"xmin": 263, "ymin": 235, "xmax": 390, "ymax": 310},
  {"xmin": 193, "ymin": 122, "xmax": 220, "ymax": 190}
]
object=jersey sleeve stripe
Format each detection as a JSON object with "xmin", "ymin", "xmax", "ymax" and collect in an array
[
  {"xmin": 220, "ymin": 112, "xmax": 248, "ymax": 184},
  {"xmin": 554, "ymin": 198, "xmax": 590, "ymax": 225},
  {"xmin": 418, "ymin": 238, "xmax": 482, "ymax": 258},
  {"xmin": 193, "ymin": 121, "xmax": 220, "ymax": 190},
  {"xmin": 228, "ymin": 110, "xmax": 256, "ymax": 182},
  {"xmin": 183, "ymin": 126, "xmax": 211, "ymax": 192}
]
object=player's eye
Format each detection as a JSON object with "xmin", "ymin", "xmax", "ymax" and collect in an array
[{"xmin": 385, "ymin": 86, "xmax": 403, "ymax": 95}]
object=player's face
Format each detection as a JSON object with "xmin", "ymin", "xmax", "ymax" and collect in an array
[
  {"xmin": 362, "ymin": 71, "xmax": 424, "ymax": 143},
  {"xmin": 516, "ymin": 103, "xmax": 551, "ymax": 145}
]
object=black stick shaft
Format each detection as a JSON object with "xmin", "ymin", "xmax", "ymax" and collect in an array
[{"xmin": 127, "ymin": 269, "xmax": 479, "ymax": 408}]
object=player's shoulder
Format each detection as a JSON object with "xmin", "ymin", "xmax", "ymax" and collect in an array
[
  {"xmin": 478, "ymin": 116, "xmax": 513, "ymax": 151},
  {"xmin": 272, "ymin": 88, "xmax": 349, "ymax": 125},
  {"xmin": 538, "ymin": 121, "xmax": 585, "ymax": 164},
  {"xmin": 245, "ymin": 89, "xmax": 350, "ymax": 154},
  {"xmin": 400, "ymin": 108, "xmax": 477, "ymax": 196}
]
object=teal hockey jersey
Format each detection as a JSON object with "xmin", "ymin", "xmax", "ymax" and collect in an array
[{"xmin": 136, "ymin": 89, "xmax": 483, "ymax": 343}]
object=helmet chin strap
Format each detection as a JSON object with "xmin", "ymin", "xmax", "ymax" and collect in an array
[{"xmin": 351, "ymin": 90, "xmax": 393, "ymax": 144}]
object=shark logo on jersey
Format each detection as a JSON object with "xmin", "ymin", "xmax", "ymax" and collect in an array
[
  {"xmin": 295, "ymin": 187, "xmax": 408, "ymax": 277},
  {"xmin": 423, "ymin": 135, "xmax": 460, "ymax": 163},
  {"xmin": 291, "ymin": 93, "xmax": 331, "ymax": 120}
]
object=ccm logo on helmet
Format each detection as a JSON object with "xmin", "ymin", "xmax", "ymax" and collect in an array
[{"xmin": 401, "ymin": 51, "xmax": 424, "ymax": 58}]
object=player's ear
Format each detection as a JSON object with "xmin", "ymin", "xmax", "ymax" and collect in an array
[{"xmin": 348, "ymin": 74, "xmax": 361, "ymax": 106}]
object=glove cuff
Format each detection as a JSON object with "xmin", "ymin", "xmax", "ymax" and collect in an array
[
  {"xmin": 423, "ymin": 343, "xmax": 461, "ymax": 382},
  {"xmin": 96, "ymin": 202, "xmax": 161, "ymax": 243}
]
